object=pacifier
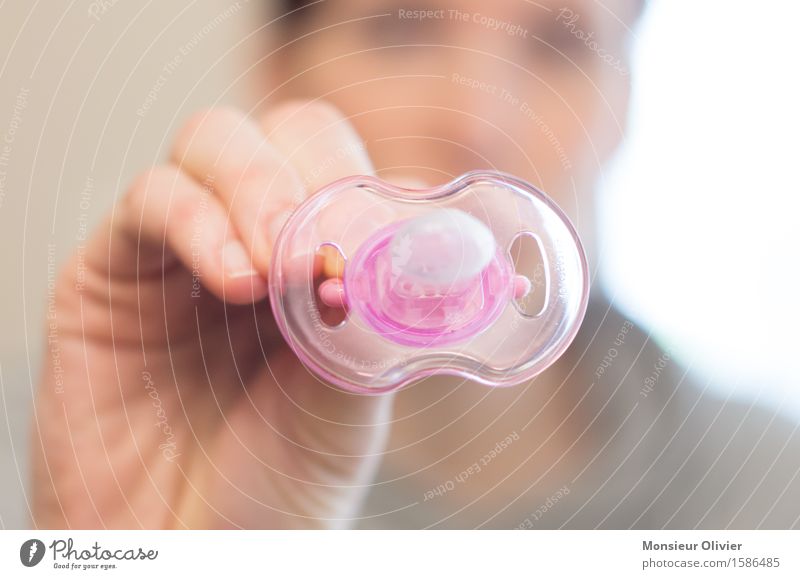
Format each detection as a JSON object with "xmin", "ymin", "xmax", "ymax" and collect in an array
[{"xmin": 269, "ymin": 170, "xmax": 589, "ymax": 393}]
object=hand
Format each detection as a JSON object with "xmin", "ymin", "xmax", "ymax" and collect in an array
[{"xmin": 31, "ymin": 102, "xmax": 393, "ymax": 529}]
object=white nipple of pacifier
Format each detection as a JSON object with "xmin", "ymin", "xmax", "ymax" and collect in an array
[{"xmin": 388, "ymin": 209, "xmax": 495, "ymax": 289}]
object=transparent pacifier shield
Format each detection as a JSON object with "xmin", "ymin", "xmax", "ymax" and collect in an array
[{"xmin": 269, "ymin": 171, "xmax": 590, "ymax": 393}]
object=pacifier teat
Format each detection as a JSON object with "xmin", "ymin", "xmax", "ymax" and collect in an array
[
  {"xmin": 269, "ymin": 171, "xmax": 589, "ymax": 393},
  {"xmin": 388, "ymin": 209, "xmax": 495, "ymax": 286},
  {"xmin": 343, "ymin": 209, "xmax": 514, "ymax": 347}
]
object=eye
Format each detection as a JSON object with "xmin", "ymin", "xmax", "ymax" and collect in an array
[
  {"xmin": 360, "ymin": 15, "xmax": 438, "ymax": 46},
  {"xmin": 532, "ymin": 24, "xmax": 587, "ymax": 60}
]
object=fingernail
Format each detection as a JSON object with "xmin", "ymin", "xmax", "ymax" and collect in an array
[{"xmin": 222, "ymin": 240, "xmax": 258, "ymax": 278}]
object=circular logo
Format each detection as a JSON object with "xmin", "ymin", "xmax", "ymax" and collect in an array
[{"xmin": 19, "ymin": 539, "xmax": 46, "ymax": 567}]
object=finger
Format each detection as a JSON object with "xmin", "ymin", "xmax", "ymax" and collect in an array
[
  {"xmin": 170, "ymin": 107, "xmax": 306, "ymax": 276},
  {"xmin": 259, "ymin": 100, "xmax": 394, "ymax": 277},
  {"xmin": 259, "ymin": 100, "xmax": 374, "ymax": 192},
  {"xmin": 115, "ymin": 164, "xmax": 268, "ymax": 305}
]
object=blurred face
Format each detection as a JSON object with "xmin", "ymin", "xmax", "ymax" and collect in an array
[{"xmin": 268, "ymin": 0, "xmax": 639, "ymax": 247}]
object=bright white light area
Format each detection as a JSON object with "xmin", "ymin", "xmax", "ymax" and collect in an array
[{"xmin": 599, "ymin": 0, "xmax": 800, "ymax": 417}]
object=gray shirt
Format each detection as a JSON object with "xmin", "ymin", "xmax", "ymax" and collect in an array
[{"xmin": 356, "ymin": 291, "xmax": 800, "ymax": 529}]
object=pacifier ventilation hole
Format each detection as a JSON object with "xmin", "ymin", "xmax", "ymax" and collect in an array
[
  {"xmin": 314, "ymin": 242, "xmax": 348, "ymax": 328},
  {"xmin": 508, "ymin": 232, "xmax": 548, "ymax": 317}
]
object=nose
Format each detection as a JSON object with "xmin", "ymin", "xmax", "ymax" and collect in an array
[{"xmin": 430, "ymin": 45, "xmax": 528, "ymax": 171}]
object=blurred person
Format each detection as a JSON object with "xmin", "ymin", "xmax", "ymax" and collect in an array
[{"xmin": 32, "ymin": 0, "xmax": 800, "ymax": 529}]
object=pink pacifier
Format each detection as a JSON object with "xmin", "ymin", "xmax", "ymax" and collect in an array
[{"xmin": 269, "ymin": 170, "xmax": 589, "ymax": 393}]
